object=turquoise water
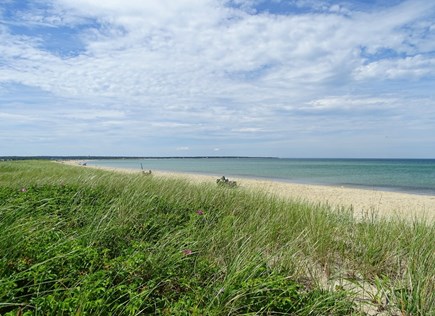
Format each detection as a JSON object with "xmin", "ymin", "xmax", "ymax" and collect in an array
[{"xmin": 88, "ymin": 158, "xmax": 435, "ymax": 195}]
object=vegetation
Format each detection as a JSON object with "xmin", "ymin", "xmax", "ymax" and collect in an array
[
  {"xmin": 216, "ymin": 176, "xmax": 237, "ymax": 188},
  {"xmin": 0, "ymin": 160, "xmax": 433, "ymax": 315}
]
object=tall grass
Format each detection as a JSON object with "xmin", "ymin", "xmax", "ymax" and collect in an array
[{"xmin": 0, "ymin": 160, "xmax": 433, "ymax": 315}]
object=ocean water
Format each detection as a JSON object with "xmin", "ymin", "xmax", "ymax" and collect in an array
[{"xmin": 87, "ymin": 158, "xmax": 435, "ymax": 195}]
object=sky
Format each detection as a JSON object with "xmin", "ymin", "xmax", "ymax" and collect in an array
[{"xmin": 1, "ymin": 0, "xmax": 435, "ymax": 158}]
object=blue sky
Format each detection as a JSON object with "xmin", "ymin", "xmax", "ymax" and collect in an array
[{"xmin": 1, "ymin": 0, "xmax": 434, "ymax": 158}]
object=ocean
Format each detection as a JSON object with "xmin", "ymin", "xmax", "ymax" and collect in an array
[{"xmin": 87, "ymin": 158, "xmax": 435, "ymax": 195}]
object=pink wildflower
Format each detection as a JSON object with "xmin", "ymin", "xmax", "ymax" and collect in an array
[
  {"xmin": 196, "ymin": 210, "xmax": 204, "ymax": 215},
  {"xmin": 182, "ymin": 249, "xmax": 193, "ymax": 256}
]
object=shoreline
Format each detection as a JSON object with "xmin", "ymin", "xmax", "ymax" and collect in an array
[{"xmin": 60, "ymin": 160, "xmax": 435, "ymax": 222}]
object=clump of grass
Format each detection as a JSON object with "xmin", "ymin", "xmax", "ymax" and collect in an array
[{"xmin": 0, "ymin": 160, "xmax": 433, "ymax": 315}]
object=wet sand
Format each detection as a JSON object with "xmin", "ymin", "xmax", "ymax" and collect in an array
[{"xmin": 61, "ymin": 160, "xmax": 435, "ymax": 221}]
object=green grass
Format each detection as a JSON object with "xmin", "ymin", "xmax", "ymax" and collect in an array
[{"xmin": 0, "ymin": 160, "xmax": 434, "ymax": 315}]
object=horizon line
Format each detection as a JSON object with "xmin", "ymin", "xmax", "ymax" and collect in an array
[{"xmin": 1, "ymin": 156, "xmax": 434, "ymax": 160}]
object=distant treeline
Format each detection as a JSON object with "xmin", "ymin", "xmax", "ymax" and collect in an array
[{"xmin": 0, "ymin": 156, "xmax": 276, "ymax": 161}]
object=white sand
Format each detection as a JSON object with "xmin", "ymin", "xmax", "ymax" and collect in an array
[{"xmin": 61, "ymin": 160, "xmax": 435, "ymax": 221}]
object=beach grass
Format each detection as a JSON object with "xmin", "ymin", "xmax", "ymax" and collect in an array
[{"xmin": 0, "ymin": 160, "xmax": 434, "ymax": 315}]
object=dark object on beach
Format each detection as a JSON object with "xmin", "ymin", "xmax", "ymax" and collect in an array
[
  {"xmin": 140, "ymin": 163, "xmax": 152, "ymax": 175},
  {"xmin": 216, "ymin": 176, "xmax": 237, "ymax": 187}
]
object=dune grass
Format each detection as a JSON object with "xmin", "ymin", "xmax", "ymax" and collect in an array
[{"xmin": 0, "ymin": 160, "xmax": 434, "ymax": 315}]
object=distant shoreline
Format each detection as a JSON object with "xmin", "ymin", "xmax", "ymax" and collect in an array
[
  {"xmin": 61, "ymin": 160, "xmax": 435, "ymax": 222},
  {"xmin": 2, "ymin": 156, "xmax": 435, "ymax": 160},
  {"xmin": 1, "ymin": 156, "xmax": 277, "ymax": 161}
]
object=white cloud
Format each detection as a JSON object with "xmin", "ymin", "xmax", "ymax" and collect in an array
[
  {"xmin": 231, "ymin": 127, "xmax": 264, "ymax": 133},
  {"xmin": 1, "ymin": 0, "xmax": 435, "ymax": 156},
  {"xmin": 61, "ymin": 109, "xmax": 126, "ymax": 120},
  {"xmin": 0, "ymin": 112, "xmax": 35, "ymax": 123},
  {"xmin": 307, "ymin": 96, "xmax": 398, "ymax": 110},
  {"xmin": 354, "ymin": 55, "xmax": 435, "ymax": 80},
  {"xmin": 2, "ymin": 0, "xmax": 434, "ymax": 100},
  {"xmin": 176, "ymin": 146, "xmax": 190, "ymax": 151}
]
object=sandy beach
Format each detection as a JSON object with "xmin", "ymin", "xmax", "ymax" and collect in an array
[{"xmin": 61, "ymin": 160, "xmax": 435, "ymax": 222}]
